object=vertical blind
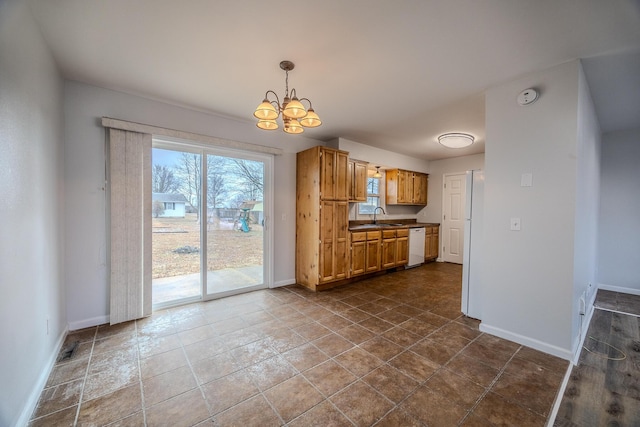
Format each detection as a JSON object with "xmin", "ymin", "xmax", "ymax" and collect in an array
[{"xmin": 107, "ymin": 128, "xmax": 152, "ymax": 324}]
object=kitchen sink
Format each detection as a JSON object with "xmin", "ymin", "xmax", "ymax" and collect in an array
[{"xmin": 375, "ymin": 223, "xmax": 405, "ymax": 227}]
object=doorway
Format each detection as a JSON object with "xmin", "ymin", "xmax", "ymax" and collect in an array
[
  {"xmin": 151, "ymin": 140, "xmax": 272, "ymax": 308},
  {"xmin": 441, "ymin": 173, "xmax": 466, "ymax": 264}
]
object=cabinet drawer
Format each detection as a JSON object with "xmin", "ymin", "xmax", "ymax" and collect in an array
[
  {"xmin": 366, "ymin": 231, "xmax": 381, "ymax": 240},
  {"xmin": 351, "ymin": 232, "xmax": 367, "ymax": 242},
  {"xmin": 382, "ymin": 229, "xmax": 396, "ymax": 239},
  {"xmin": 396, "ymin": 228, "xmax": 409, "ymax": 237}
]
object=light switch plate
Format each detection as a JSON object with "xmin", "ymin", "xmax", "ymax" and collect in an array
[
  {"xmin": 510, "ymin": 218, "xmax": 521, "ymax": 231},
  {"xmin": 521, "ymin": 173, "xmax": 533, "ymax": 187}
]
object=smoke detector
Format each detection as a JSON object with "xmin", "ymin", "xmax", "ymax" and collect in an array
[{"xmin": 517, "ymin": 88, "xmax": 538, "ymax": 106}]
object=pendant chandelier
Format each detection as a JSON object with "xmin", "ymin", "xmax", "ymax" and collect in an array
[{"xmin": 253, "ymin": 60, "xmax": 322, "ymax": 134}]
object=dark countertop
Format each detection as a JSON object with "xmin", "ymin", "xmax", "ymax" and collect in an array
[{"xmin": 348, "ymin": 221, "xmax": 440, "ymax": 231}]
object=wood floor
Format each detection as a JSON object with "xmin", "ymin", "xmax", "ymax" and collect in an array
[{"xmin": 554, "ymin": 291, "xmax": 640, "ymax": 426}]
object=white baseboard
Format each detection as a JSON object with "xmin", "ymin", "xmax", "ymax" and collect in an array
[
  {"xmin": 598, "ymin": 283, "xmax": 640, "ymax": 296},
  {"xmin": 545, "ymin": 362, "xmax": 573, "ymax": 427},
  {"xmin": 572, "ymin": 300, "xmax": 596, "ymax": 364},
  {"xmin": 479, "ymin": 323, "xmax": 573, "ymax": 361},
  {"xmin": 272, "ymin": 279, "xmax": 296, "ymax": 288},
  {"xmin": 16, "ymin": 326, "xmax": 68, "ymax": 427},
  {"xmin": 68, "ymin": 314, "xmax": 110, "ymax": 331}
]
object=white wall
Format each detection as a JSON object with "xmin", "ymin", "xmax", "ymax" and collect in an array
[
  {"xmin": 337, "ymin": 138, "xmax": 430, "ymax": 173},
  {"xmin": 0, "ymin": 2, "xmax": 66, "ymax": 425},
  {"xmin": 598, "ymin": 128, "xmax": 640, "ymax": 293},
  {"xmin": 421, "ymin": 153, "xmax": 485, "ymax": 224},
  {"xmin": 482, "ymin": 61, "xmax": 586, "ymax": 359},
  {"xmin": 64, "ymin": 81, "xmax": 323, "ymax": 329},
  {"xmin": 336, "ymin": 138, "xmax": 431, "ymax": 221},
  {"xmin": 572, "ymin": 64, "xmax": 601, "ymax": 353}
]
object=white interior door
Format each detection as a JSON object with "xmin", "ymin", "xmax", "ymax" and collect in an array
[{"xmin": 442, "ymin": 173, "xmax": 466, "ymax": 264}]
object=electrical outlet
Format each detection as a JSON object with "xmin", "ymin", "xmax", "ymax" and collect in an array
[{"xmin": 510, "ymin": 218, "xmax": 521, "ymax": 231}]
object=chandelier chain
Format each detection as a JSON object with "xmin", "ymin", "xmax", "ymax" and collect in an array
[{"xmin": 285, "ymin": 70, "xmax": 289, "ymax": 98}]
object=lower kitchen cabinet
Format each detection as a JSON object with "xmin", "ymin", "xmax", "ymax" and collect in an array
[
  {"xmin": 425, "ymin": 225, "xmax": 439, "ymax": 261},
  {"xmin": 352, "ymin": 228, "xmax": 408, "ymax": 276},
  {"xmin": 381, "ymin": 229, "xmax": 409, "ymax": 268},
  {"xmin": 319, "ymin": 200, "xmax": 349, "ymax": 283},
  {"xmin": 381, "ymin": 230, "xmax": 397, "ymax": 269},
  {"xmin": 350, "ymin": 232, "xmax": 367, "ymax": 276},
  {"xmin": 350, "ymin": 230, "xmax": 382, "ymax": 276},
  {"xmin": 396, "ymin": 228, "xmax": 409, "ymax": 265},
  {"xmin": 365, "ymin": 231, "xmax": 381, "ymax": 273}
]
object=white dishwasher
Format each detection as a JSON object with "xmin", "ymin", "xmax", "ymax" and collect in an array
[{"xmin": 407, "ymin": 227, "xmax": 425, "ymax": 268}]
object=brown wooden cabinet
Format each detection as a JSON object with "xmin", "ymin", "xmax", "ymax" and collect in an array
[
  {"xmin": 320, "ymin": 148, "xmax": 349, "ymax": 201},
  {"xmin": 396, "ymin": 228, "xmax": 409, "ymax": 266},
  {"xmin": 381, "ymin": 230, "xmax": 397, "ymax": 269},
  {"xmin": 413, "ymin": 173, "xmax": 429, "ymax": 205},
  {"xmin": 424, "ymin": 225, "xmax": 439, "ymax": 261},
  {"xmin": 365, "ymin": 231, "xmax": 381, "ymax": 273},
  {"xmin": 350, "ymin": 232, "xmax": 367, "ymax": 276},
  {"xmin": 319, "ymin": 200, "xmax": 349, "ymax": 283},
  {"xmin": 296, "ymin": 146, "xmax": 350, "ymax": 290},
  {"xmin": 385, "ymin": 169, "xmax": 429, "ymax": 205},
  {"xmin": 353, "ymin": 228, "xmax": 408, "ymax": 275},
  {"xmin": 348, "ymin": 159, "xmax": 368, "ymax": 202},
  {"xmin": 351, "ymin": 230, "xmax": 382, "ymax": 276}
]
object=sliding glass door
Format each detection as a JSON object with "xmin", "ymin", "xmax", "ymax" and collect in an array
[
  {"xmin": 205, "ymin": 155, "xmax": 264, "ymax": 297},
  {"xmin": 151, "ymin": 140, "xmax": 271, "ymax": 308}
]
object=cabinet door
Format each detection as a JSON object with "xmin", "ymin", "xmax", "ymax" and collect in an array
[
  {"xmin": 354, "ymin": 161, "xmax": 368, "ymax": 201},
  {"xmin": 381, "ymin": 238, "xmax": 396, "ymax": 269},
  {"xmin": 404, "ymin": 171, "xmax": 414, "ymax": 204},
  {"xmin": 334, "ymin": 201, "xmax": 349, "ymax": 280},
  {"xmin": 430, "ymin": 226, "xmax": 439, "ymax": 260},
  {"xmin": 424, "ymin": 227, "xmax": 433, "ymax": 259},
  {"xmin": 397, "ymin": 170, "xmax": 409, "ymax": 203},
  {"xmin": 351, "ymin": 240, "xmax": 366, "ymax": 276},
  {"xmin": 335, "ymin": 150, "xmax": 349, "ymax": 201},
  {"xmin": 365, "ymin": 235, "xmax": 381, "ymax": 273},
  {"xmin": 385, "ymin": 169, "xmax": 400, "ymax": 204},
  {"xmin": 413, "ymin": 173, "xmax": 428, "ymax": 205},
  {"xmin": 396, "ymin": 236, "xmax": 408, "ymax": 266},
  {"xmin": 319, "ymin": 200, "xmax": 335, "ymax": 282},
  {"xmin": 347, "ymin": 160, "xmax": 355, "ymax": 201},
  {"xmin": 320, "ymin": 148, "xmax": 336, "ymax": 200}
]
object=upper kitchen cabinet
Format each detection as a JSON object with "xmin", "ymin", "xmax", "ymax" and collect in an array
[
  {"xmin": 348, "ymin": 159, "xmax": 368, "ymax": 202},
  {"xmin": 386, "ymin": 169, "xmax": 429, "ymax": 205},
  {"xmin": 319, "ymin": 147, "xmax": 349, "ymax": 201}
]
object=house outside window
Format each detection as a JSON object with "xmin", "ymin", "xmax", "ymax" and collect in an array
[
  {"xmin": 164, "ymin": 202, "xmax": 175, "ymax": 210},
  {"xmin": 358, "ymin": 174, "xmax": 381, "ymax": 215}
]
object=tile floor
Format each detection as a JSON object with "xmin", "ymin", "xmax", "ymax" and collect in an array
[{"xmin": 30, "ymin": 262, "xmax": 568, "ymax": 426}]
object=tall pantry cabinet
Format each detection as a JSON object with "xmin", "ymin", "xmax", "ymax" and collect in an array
[{"xmin": 296, "ymin": 146, "xmax": 349, "ymax": 291}]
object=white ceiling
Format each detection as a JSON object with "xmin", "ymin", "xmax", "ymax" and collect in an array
[{"xmin": 28, "ymin": 0, "xmax": 640, "ymax": 160}]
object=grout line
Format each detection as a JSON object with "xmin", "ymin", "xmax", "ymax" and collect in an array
[
  {"xmin": 457, "ymin": 343, "xmax": 522, "ymax": 425},
  {"xmin": 73, "ymin": 326, "xmax": 98, "ymax": 427},
  {"xmin": 134, "ymin": 320, "xmax": 147, "ymax": 427}
]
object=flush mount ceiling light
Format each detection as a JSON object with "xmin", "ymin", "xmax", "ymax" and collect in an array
[
  {"xmin": 253, "ymin": 60, "xmax": 322, "ymax": 134},
  {"xmin": 438, "ymin": 133, "xmax": 475, "ymax": 149},
  {"xmin": 372, "ymin": 166, "xmax": 382, "ymax": 178}
]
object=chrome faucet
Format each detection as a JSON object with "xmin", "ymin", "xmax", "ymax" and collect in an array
[{"xmin": 373, "ymin": 206, "xmax": 386, "ymax": 224}]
